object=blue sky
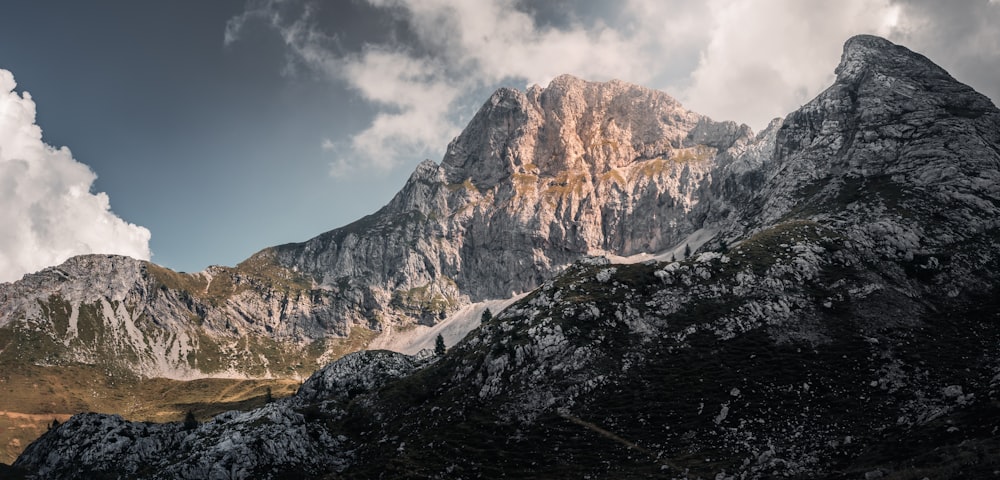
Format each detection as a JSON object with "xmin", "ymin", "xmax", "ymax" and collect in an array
[{"xmin": 0, "ymin": 0, "xmax": 997, "ymax": 280}]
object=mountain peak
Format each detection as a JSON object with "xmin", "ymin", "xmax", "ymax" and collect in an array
[
  {"xmin": 440, "ymin": 74, "xmax": 749, "ymax": 190},
  {"xmin": 835, "ymin": 34, "xmax": 953, "ymax": 85}
]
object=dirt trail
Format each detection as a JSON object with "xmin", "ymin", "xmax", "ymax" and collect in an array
[{"xmin": 0, "ymin": 411, "xmax": 74, "ymax": 422}]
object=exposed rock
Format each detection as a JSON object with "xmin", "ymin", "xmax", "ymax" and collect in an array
[{"xmin": 14, "ymin": 350, "xmax": 416, "ymax": 479}]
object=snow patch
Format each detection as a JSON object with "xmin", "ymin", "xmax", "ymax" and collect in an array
[{"xmin": 371, "ymin": 295, "xmax": 526, "ymax": 355}]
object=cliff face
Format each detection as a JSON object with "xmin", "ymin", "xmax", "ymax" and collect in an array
[{"xmin": 272, "ymin": 74, "xmax": 757, "ymax": 323}]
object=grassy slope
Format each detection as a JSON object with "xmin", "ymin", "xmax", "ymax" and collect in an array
[{"xmin": 0, "ymin": 363, "xmax": 299, "ymax": 464}]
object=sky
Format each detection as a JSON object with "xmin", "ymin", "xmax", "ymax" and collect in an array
[{"xmin": 0, "ymin": 0, "xmax": 997, "ymax": 281}]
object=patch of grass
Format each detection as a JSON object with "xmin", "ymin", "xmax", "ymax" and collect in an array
[
  {"xmin": 147, "ymin": 249, "xmax": 313, "ymax": 308},
  {"xmin": 37, "ymin": 296, "xmax": 71, "ymax": 337},
  {"xmin": 146, "ymin": 263, "xmax": 209, "ymax": 296},
  {"xmin": 543, "ymin": 171, "xmax": 590, "ymax": 199},
  {"xmin": 631, "ymin": 157, "xmax": 670, "ymax": 178},
  {"xmin": 322, "ymin": 327, "xmax": 380, "ymax": 361},
  {"xmin": 725, "ymin": 220, "xmax": 834, "ymax": 275},
  {"xmin": 0, "ymin": 363, "xmax": 299, "ymax": 463},
  {"xmin": 628, "ymin": 146, "xmax": 715, "ymax": 180},
  {"xmin": 446, "ymin": 178, "xmax": 478, "ymax": 193},
  {"xmin": 597, "ymin": 169, "xmax": 626, "ymax": 186},
  {"xmin": 671, "ymin": 145, "xmax": 715, "ymax": 163},
  {"xmin": 0, "ymin": 326, "xmax": 64, "ymax": 367}
]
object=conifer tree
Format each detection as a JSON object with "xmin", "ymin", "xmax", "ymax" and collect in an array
[
  {"xmin": 684, "ymin": 243, "xmax": 691, "ymax": 258},
  {"xmin": 183, "ymin": 410, "xmax": 198, "ymax": 430},
  {"xmin": 434, "ymin": 334, "xmax": 446, "ymax": 356},
  {"xmin": 481, "ymin": 308, "xmax": 493, "ymax": 323}
]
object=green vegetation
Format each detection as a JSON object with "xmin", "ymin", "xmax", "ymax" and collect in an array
[
  {"xmin": 726, "ymin": 220, "xmax": 835, "ymax": 275},
  {"xmin": 183, "ymin": 410, "xmax": 198, "ymax": 430},
  {"xmin": 434, "ymin": 334, "xmax": 446, "ymax": 356},
  {"xmin": 671, "ymin": 145, "xmax": 715, "ymax": 163},
  {"xmin": 37, "ymin": 296, "xmax": 71, "ymax": 337},
  {"xmin": 789, "ymin": 173, "xmax": 912, "ymax": 220},
  {"xmin": 146, "ymin": 263, "xmax": 209, "ymax": 296},
  {"xmin": 147, "ymin": 248, "xmax": 313, "ymax": 308}
]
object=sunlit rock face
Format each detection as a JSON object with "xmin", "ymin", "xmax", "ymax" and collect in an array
[{"xmin": 273, "ymin": 72, "xmax": 760, "ymax": 323}]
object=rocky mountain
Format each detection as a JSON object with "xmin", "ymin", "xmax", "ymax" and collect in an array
[
  {"xmin": 11, "ymin": 35, "xmax": 1000, "ymax": 478},
  {"xmin": 0, "ymin": 67, "xmax": 759, "ymax": 380}
]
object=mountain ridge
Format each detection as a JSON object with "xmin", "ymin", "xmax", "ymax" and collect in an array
[
  {"xmin": 1, "ymin": 68, "xmax": 765, "ymax": 380},
  {"xmin": 10, "ymin": 34, "xmax": 1000, "ymax": 478}
]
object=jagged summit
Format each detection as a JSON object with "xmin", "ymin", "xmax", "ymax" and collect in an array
[
  {"xmin": 836, "ymin": 35, "xmax": 996, "ymax": 114},
  {"xmin": 441, "ymin": 74, "xmax": 750, "ymax": 188},
  {"xmin": 838, "ymin": 34, "xmax": 950, "ymax": 82},
  {"xmin": 760, "ymin": 34, "xmax": 1000, "ymax": 229}
]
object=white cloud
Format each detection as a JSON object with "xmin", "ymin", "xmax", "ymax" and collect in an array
[
  {"xmin": 0, "ymin": 69, "xmax": 151, "ymax": 283},
  {"xmin": 884, "ymin": 0, "xmax": 1000, "ymax": 105},
  {"xmin": 680, "ymin": 0, "xmax": 900, "ymax": 129},
  {"xmin": 227, "ymin": 0, "xmax": 1000, "ymax": 170}
]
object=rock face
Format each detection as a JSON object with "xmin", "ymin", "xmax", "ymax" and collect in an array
[
  {"xmin": 0, "ymin": 71, "xmax": 761, "ymax": 378},
  {"xmin": 0, "ymin": 253, "xmax": 343, "ymax": 379},
  {"xmin": 14, "ymin": 35, "xmax": 1000, "ymax": 478},
  {"xmin": 273, "ymin": 74, "xmax": 755, "ymax": 318}
]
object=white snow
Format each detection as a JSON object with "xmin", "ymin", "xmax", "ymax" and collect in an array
[
  {"xmin": 601, "ymin": 227, "xmax": 721, "ymax": 264},
  {"xmin": 370, "ymin": 295, "xmax": 526, "ymax": 355}
]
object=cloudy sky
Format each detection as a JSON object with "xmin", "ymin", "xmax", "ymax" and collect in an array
[{"xmin": 0, "ymin": 0, "xmax": 997, "ymax": 280}]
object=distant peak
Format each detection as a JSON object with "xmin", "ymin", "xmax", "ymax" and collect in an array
[
  {"xmin": 835, "ymin": 34, "xmax": 951, "ymax": 84},
  {"xmin": 843, "ymin": 34, "xmax": 895, "ymax": 51},
  {"xmin": 546, "ymin": 73, "xmax": 586, "ymax": 88}
]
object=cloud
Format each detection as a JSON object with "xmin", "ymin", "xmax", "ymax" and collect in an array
[
  {"xmin": 884, "ymin": 0, "xmax": 1000, "ymax": 105},
  {"xmin": 679, "ymin": 0, "xmax": 901, "ymax": 129},
  {"xmin": 0, "ymin": 69, "xmax": 151, "ymax": 283},
  {"xmin": 227, "ymin": 0, "xmax": 1000, "ymax": 172}
]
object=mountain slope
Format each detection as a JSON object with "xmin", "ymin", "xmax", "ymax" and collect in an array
[{"xmin": 14, "ymin": 35, "xmax": 1000, "ymax": 479}]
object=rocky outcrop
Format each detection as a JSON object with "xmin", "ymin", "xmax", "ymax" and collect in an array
[
  {"xmin": 15, "ymin": 350, "xmax": 417, "ymax": 479},
  {"xmin": 0, "ymin": 254, "xmax": 345, "ymax": 379}
]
